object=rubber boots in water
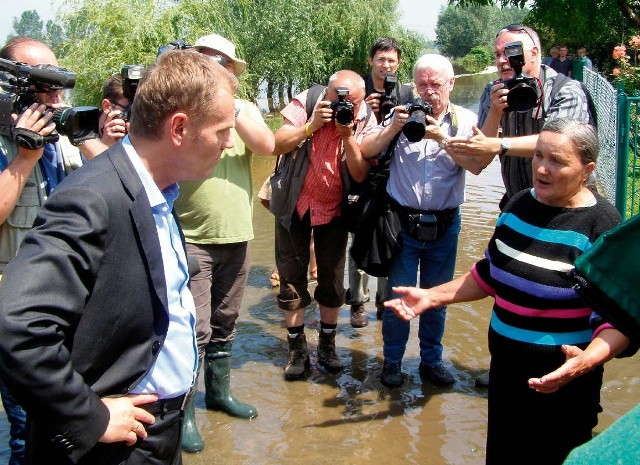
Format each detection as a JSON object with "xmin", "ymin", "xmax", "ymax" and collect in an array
[
  {"xmin": 204, "ymin": 342, "xmax": 257, "ymax": 419},
  {"xmin": 181, "ymin": 356, "xmax": 204, "ymax": 453}
]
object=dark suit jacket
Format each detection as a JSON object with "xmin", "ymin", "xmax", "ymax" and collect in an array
[{"xmin": 0, "ymin": 142, "xmax": 172, "ymax": 463}]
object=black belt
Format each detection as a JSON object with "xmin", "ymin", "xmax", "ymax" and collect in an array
[
  {"xmin": 390, "ymin": 198, "xmax": 458, "ymax": 225},
  {"xmin": 141, "ymin": 394, "xmax": 187, "ymax": 416}
]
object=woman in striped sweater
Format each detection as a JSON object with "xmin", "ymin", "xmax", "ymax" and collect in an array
[{"xmin": 385, "ymin": 118, "xmax": 631, "ymax": 465}]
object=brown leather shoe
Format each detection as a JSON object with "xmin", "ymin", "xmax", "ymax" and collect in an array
[{"xmin": 350, "ymin": 304, "xmax": 368, "ymax": 328}]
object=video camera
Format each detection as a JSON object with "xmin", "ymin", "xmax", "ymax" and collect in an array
[
  {"xmin": 330, "ymin": 87, "xmax": 354, "ymax": 125},
  {"xmin": 379, "ymin": 73, "xmax": 398, "ymax": 120},
  {"xmin": 499, "ymin": 41, "xmax": 538, "ymax": 112},
  {"xmin": 120, "ymin": 64, "xmax": 145, "ymax": 121},
  {"xmin": 402, "ymin": 98, "xmax": 433, "ymax": 142},
  {"xmin": 0, "ymin": 58, "xmax": 99, "ymax": 148}
]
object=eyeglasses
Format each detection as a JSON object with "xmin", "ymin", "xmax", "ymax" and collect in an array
[
  {"xmin": 497, "ymin": 24, "xmax": 537, "ymax": 47},
  {"xmin": 110, "ymin": 100, "xmax": 128, "ymax": 110},
  {"xmin": 416, "ymin": 81, "xmax": 449, "ymax": 92}
]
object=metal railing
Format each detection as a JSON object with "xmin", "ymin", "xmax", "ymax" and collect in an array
[{"xmin": 583, "ymin": 68, "xmax": 640, "ymax": 220}]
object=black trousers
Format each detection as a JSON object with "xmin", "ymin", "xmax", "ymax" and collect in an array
[{"xmin": 27, "ymin": 398, "xmax": 184, "ymax": 465}]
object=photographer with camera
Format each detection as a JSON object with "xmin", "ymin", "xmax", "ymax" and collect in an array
[
  {"xmin": 97, "ymin": 74, "xmax": 130, "ymax": 147},
  {"xmin": 360, "ymin": 54, "xmax": 483, "ymax": 389},
  {"xmin": 272, "ymin": 70, "xmax": 376, "ymax": 381},
  {"xmin": 448, "ymin": 24, "xmax": 590, "ymax": 211},
  {"xmin": 346, "ymin": 37, "xmax": 416, "ymax": 329}
]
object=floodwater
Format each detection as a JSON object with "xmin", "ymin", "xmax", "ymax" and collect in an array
[{"xmin": 1, "ymin": 73, "xmax": 638, "ymax": 464}]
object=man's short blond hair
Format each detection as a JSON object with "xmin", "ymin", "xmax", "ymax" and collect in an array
[{"xmin": 129, "ymin": 50, "xmax": 238, "ymax": 140}]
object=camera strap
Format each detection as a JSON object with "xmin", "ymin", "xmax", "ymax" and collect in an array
[{"xmin": 11, "ymin": 127, "xmax": 59, "ymax": 150}]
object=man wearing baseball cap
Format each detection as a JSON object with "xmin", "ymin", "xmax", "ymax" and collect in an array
[{"xmin": 174, "ymin": 33, "xmax": 275, "ymax": 452}]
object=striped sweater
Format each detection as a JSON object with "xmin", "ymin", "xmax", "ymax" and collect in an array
[{"xmin": 472, "ymin": 189, "xmax": 620, "ymax": 346}]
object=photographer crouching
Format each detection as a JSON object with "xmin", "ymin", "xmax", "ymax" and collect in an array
[{"xmin": 360, "ymin": 54, "xmax": 484, "ymax": 389}]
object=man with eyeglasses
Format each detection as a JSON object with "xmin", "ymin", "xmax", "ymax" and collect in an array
[
  {"xmin": 347, "ymin": 37, "xmax": 416, "ymax": 329},
  {"xmin": 98, "ymin": 75, "xmax": 130, "ymax": 147},
  {"xmin": 173, "ymin": 33, "xmax": 275, "ymax": 453},
  {"xmin": 447, "ymin": 24, "xmax": 591, "ymax": 388},
  {"xmin": 360, "ymin": 54, "xmax": 484, "ymax": 389},
  {"xmin": 449, "ymin": 24, "xmax": 590, "ymax": 212}
]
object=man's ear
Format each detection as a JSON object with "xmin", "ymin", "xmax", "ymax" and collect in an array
[
  {"xmin": 530, "ymin": 46, "xmax": 539, "ymax": 63},
  {"xmin": 169, "ymin": 112, "xmax": 188, "ymax": 146},
  {"xmin": 101, "ymin": 98, "xmax": 111, "ymax": 113}
]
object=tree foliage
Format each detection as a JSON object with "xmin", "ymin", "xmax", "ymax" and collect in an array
[
  {"xmin": 435, "ymin": 4, "xmax": 528, "ymax": 58},
  {"xmin": 7, "ymin": 10, "xmax": 66, "ymax": 53},
  {"xmin": 451, "ymin": 0, "xmax": 640, "ymax": 70},
  {"xmin": 13, "ymin": 0, "xmax": 425, "ymax": 110}
]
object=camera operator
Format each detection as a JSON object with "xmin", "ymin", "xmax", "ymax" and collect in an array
[
  {"xmin": 0, "ymin": 35, "xmax": 89, "ymax": 465},
  {"xmin": 98, "ymin": 74, "xmax": 130, "ymax": 147},
  {"xmin": 346, "ymin": 37, "xmax": 416, "ymax": 329},
  {"xmin": 447, "ymin": 24, "xmax": 590, "ymax": 211},
  {"xmin": 360, "ymin": 54, "xmax": 483, "ymax": 389}
]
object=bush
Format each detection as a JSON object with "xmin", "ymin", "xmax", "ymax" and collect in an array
[
  {"xmin": 458, "ymin": 46, "xmax": 493, "ymax": 74},
  {"xmin": 612, "ymin": 35, "xmax": 640, "ymax": 95}
]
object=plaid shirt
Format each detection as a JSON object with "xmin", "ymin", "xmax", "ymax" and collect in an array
[{"xmin": 280, "ymin": 91, "xmax": 376, "ymax": 226}]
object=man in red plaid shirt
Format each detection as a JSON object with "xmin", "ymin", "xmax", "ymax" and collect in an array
[{"xmin": 273, "ymin": 70, "xmax": 377, "ymax": 380}]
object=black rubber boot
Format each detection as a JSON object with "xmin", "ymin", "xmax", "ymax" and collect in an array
[
  {"xmin": 204, "ymin": 342, "xmax": 257, "ymax": 419},
  {"xmin": 181, "ymin": 357, "xmax": 204, "ymax": 452},
  {"xmin": 317, "ymin": 330, "xmax": 343, "ymax": 373},
  {"xmin": 284, "ymin": 333, "xmax": 310, "ymax": 380}
]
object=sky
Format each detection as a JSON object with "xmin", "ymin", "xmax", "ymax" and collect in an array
[{"xmin": 0, "ymin": 0, "xmax": 449, "ymax": 46}]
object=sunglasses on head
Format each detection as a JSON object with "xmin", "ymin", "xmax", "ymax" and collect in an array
[{"xmin": 497, "ymin": 24, "xmax": 536, "ymax": 47}]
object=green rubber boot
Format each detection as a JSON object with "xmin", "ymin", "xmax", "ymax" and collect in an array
[
  {"xmin": 204, "ymin": 342, "xmax": 258, "ymax": 419},
  {"xmin": 181, "ymin": 357, "xmax": 204, "ymax": 452}
]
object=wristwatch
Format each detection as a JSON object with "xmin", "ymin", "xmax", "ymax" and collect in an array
[
  {"xmin": 438, "ymin": 137, "xmax": 450, "ymax": 149},
  {"xmin": 499, "ymin": 138, "xmax": 510, "ymax": 156}
]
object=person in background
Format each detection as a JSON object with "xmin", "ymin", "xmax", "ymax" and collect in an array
[
  {"xmin": 174, "ymin": 33, "xmax": 275, "ymax": 453},
  {"xmin": 347, "ymin": 36, "xmax": 415, "ymax": 328},
  {"xmin": 385, "ymin": 119, "xmax": 628, "ymax": 465},
  {"xmin": 550, "ymin": 43, "xmax": 573, "ymax": 77},
  {"xmin": 576, "ymin": 46, "xmax": 593, "ymax": 70},
  {"xmin": 360, "ymin": 54, "xmax": 483, "ymax": 389},
  {"xmin": 0, "ymin": 49, "xmax": 236, "ymax": 465},
  {"xmin": 542, "ymin": 46, "xmax": 559, "ymax": 67}
]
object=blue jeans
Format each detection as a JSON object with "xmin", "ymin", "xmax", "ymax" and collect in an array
[
  {"xmin": 383, "ymin": 212, "xmax": 461, "ymax": 366},
  {"xmin": 0, "ymin": 377, "xmax": 26, "ymax": 465}
]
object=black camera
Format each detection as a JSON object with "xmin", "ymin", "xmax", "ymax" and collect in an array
[
  {"xmin": 157, "ymin": 38, "xmax": 193, "ymax": 56},
  {"xmin": 500, "ymin": 41, "xmax": 538, "ymax": 112},
  {"xmin": 120, "ymin": 64, "xmax": 145, "ymax": 121},
  {"xmin": 0, "ymin": 58, "xmax": 99, "ymax": 147},
  {"xmin": 379, "ymin": 72, "xmax": 398, "ymax": 120},
  {"xmin": 330, "ymin": 87, "xmax": 354, "ymax": 125},
  {"xmin": 402, "ymin": 99, "xmax": 433, "ymax": 142}
]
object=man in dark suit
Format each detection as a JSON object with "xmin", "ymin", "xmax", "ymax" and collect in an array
[{"xmin": 0, "ymin": 49, "xmax": 237, "ymax": 464}]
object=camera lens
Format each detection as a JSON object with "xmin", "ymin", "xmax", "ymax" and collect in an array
[
  {"xmin": 51, "ymin": 106, "xmax": 100, "ymax": 143},
  {"xmin": 334, "ymin": 106, "xmax": 353, "ymax": 125},
  {"xmin": 403, "ymin": 110, "xmax": 427, "ymax": 142},
  {"xmin": 506, "ymin": 82, "xmax": 537, "ymax": 112}
]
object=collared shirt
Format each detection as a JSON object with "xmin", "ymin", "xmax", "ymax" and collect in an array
[
  {"xmin": 280, "ymin": 89, "xmax": 376, "ymax": 226},
  {"xmin": 367, "ymin": 103, "xmax": 477, "ymax": 211},
  {"xmin": 122, "ymin": 136, "xmax": 198, "ymax": 398}
]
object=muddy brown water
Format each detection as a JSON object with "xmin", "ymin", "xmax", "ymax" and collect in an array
[{"xmin": 0, "ymin": 74, "xmax": 637, "ymax": 464}]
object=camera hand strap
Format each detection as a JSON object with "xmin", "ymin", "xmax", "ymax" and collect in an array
[{"xmin": 11, "ymin": 127, "xmax": 59, "ymax": 150}]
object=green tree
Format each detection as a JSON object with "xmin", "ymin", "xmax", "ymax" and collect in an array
[
  {"xmin": 10, "ymin": 10, "xmax": 45, "ymax": 42},
  {"xmin": 436, "ymin": 4, "xmax": 527, "ymax": 58}
]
